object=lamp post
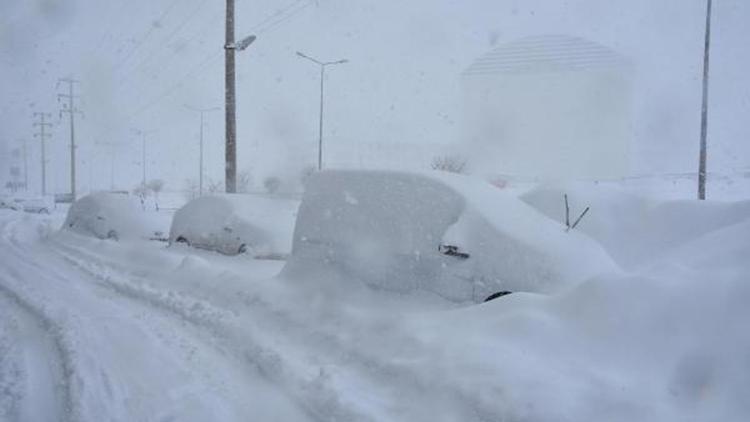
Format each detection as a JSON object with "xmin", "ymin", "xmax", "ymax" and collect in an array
[
  {"xmin": 132, "ymin": 129, "xmax": 156, "ymax": 186},
  {"xmin": 224, "ymin": 0, "xmax": 257, "ymax": 193},
  {"xmin": 186, "ymin": 105, "xmax": 220, "ymax": 196},
  {"xmin": 697, "ymin": 0, "xmax": 713, "ymax": 200},
  {"xmin": 296, "ymin": 51, "xmax": 347, "ymax": 171}
]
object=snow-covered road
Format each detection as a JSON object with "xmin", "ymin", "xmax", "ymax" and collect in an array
[
  {"xmin": 0, "ymin": 210, "xmax": 492, "ymax": 421},
  {"xmin": 0, "ymin": 212, "xmax": 310, "ymax": 421},
  {"xmin": 1, "ymin": 204, "xmax": 749, "ymax": 421}
]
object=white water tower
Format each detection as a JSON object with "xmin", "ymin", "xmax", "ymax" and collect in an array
[{"xmin": 462, "ymin": 35, "xmax": 633, "ymax": 180}]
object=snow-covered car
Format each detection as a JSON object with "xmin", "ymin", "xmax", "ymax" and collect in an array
[
  {"xmin": 521, "ymin": 183, "xmax": 750, "ymax": 269},
  {"xmin": 22, "ymin": 198, "xmax": 52, "ymax": 214},
  {"xmin": 63, "ymin": 192, "xmax": 167, "ymax": 241},
  {"xmin": 169, "ymin": 194, "xmax": 299, "ymax": 258},
  {"xmin": 0, "ymin": 197, "xmax": 21, "ymax": 211},
  {"xmin": 282, "ymin": 170, "xmax": 617, "ymax": 303}
]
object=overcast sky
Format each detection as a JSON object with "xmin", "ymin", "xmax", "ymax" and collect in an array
[{"xmin": 1, "ymin": 0, "xmax": 749, "ymax": 193}]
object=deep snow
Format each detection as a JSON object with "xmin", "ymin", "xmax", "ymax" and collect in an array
[{"xmin": 0, "ymin": 174, "xmax": 748, "ymax": 421}]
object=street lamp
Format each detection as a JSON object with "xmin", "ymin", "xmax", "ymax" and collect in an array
[
  {"xmin": 296, "ymin": 51, "xmax": 348, "ymax": 171},
  {"xmin": 224, "ymin": 0, "xmax": 257, "ymax": 193},
  {"xmin": 697, "ymin": 0, "xmax": 713, "ymax": 200},
  {"xmin": 132, "ymin": 128, "xmax": 156, "ymax": 186},
  {"xmin": 185, "ymin": 105, "xmax": 220, "ymax": 196}
]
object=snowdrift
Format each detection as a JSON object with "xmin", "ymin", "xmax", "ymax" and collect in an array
[
  {"xmin": 169, "ymin": 194, "xmax": 299, "ymax": 258},
  {"xmin": 283, "ymin": 170, "xmax": 617, "ymax": 301},
  {"xmin": 521, "ymin": 183, "xmax": 750, "ymax": 268},
  {"xmin": 62, "ymin": 192, "xmax": 166, "ymax": 241}
]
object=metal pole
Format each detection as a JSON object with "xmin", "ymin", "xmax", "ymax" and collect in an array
[
  {"xmin": 57, "ymin": 78, "xmax": 80, "ymax": 200},
  {"xmin": 185, "ymin": 105, "xmax": 219, "ymax": 196},
  {"xmin": 698, "ymin": 0, "xmax": 712, "ymax": 200},
  {"xmin": 69, "ymin": 83, "xmax": 77, "ymax": 200},
  {"xmin": 200, "ymin": 111, "xmax": 204, "ymax": 195},
  {"xmin": 41, "ymin": 131, "xmax": 46, "ymax": 195},
  {"xmin": 142, "ymin": 132, "xmax": 146, "ymax": 185},
  {"xmin": 21, "ymin": 139, "xmax": 28, "ymax": 191},
  {"xmin": 110, "ymin": 148, "xmax": 115, "ymax": 190},
  {"xmin": 68, "ymin": 83, "xmax": 76, "ymax": 200},
  {"xmin": 225, "ymin": 0, "xmax": 237, "ymax": 193},
  {"xmin": 34, "ymin": 113, "xmax": 52, "ymax": 196},
  {"xmin": 296, "ymin": 52, "xmax": 347, "ymax": 171},
  {"xmin": 318, "ymin": 65, "xmax": 325, "ymax": 170}
]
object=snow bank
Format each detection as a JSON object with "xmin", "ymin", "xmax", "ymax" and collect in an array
[
  {"xmin": 284, "ymin": 170, "xmax": 617, "ymax": 301},
  {"xmin": 408, "ymin": 268, "xmax": 750, "ymax": 421},
  {"xmin": 521, "ymin": 183, "xmax": 750, "ymax": 268},
  {"xmin": 62, "ymin": 193, "xmax": 164, "ymax": 241},
  {"xmin": 169, "ymin": 194, "xmax": 299, "ymax": 257}
]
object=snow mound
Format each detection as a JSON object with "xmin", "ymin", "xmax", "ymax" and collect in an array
[
  {"xmin": 283, "ymin": 170, "xmax": 617, "ymax": 302},
  {"xmin": 169, "ymin": 194, "xmax": 299, "ymax": 258},
  {"xmin": 62, "ymin": 192, "xmax": 164, "ymax": 241},
  {"xmin": 521, "ymin": 183, "xmax": 750, "ymax": 268}
]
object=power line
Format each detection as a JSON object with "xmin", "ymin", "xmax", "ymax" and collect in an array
[
  {"xmin": 121, "ymin": 0, "xmax": 210, "ymax": 81},
  {"xmin": 251, "ymin": 0, "xmax": 307, "ymax": 33},
  {"xmin": 114, "ymin": 9, "xmax": 223, "ymax": 92},
  {"xmin": 96, "ymin": 0, "xmax": 315, "ymax": 139},
  {"xmin": 111, "ymin": 0, "xmax": 183, "ymax": 71},
  {"xmin": 256, "ymin": 0, "xmax": 314, "ymax": 35}
]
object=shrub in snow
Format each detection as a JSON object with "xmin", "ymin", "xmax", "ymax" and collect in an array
[
  {"xmin": 169, "ymin": 194, "xmax": 299, "ymax": 258},
  {"xmin": 283, "ymin": 170, "xmax": 617, "ymax": 302},
  {"xmin": 430, "ymin": 154, "xmax": 468, "ymax": 174},
  {"xmin": 62, "ymin": 192, "xmax": 165, "ymax": 241},
  {"xmin": 263, "ymin": 176, "xmax": 282, "ymax": 194}
]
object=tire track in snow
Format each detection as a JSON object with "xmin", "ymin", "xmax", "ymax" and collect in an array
[
  {"xmin": 49, "ymin": 238, "xmax": 365, "ymax": 422},
  {"xmin": 4, "ymin": 217, "xmax": 317, "ymax": 421},
  {"xmin": 49, "ymin": 237, "xmax": 499, "ymax": 421},
  {"xmin": 0, "ymin": 276, "xmax": 79, "ymax": 422}
]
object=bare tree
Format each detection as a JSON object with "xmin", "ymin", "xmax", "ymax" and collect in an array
[
  {"xmin": 147, "ymin": 179, "xmax": 165, "ymax": 211},
  {"xmin": 431, "ymin": 155, "xmax": 468, "ymax": 174},
  {"xmin": 263, "ymin": 176, "xmax": 282, "ymax": 194},
  {"xmin": 132, "ymin": 183, "xmax": 150, "ymax": 210},
  {"xmin": 300, "ymin": 166, "xmax": 316, "ymax": 188},
  {"xmin": 184, "ymin": 179, "xmax": 199, "ymax": 201},
  {"xmin": 207, "ymin": 178, "xmax": 224, "ymax": 194},
  {"xmin": 237, "ymin": 171, "xmax": 253, "ymax": 193}
]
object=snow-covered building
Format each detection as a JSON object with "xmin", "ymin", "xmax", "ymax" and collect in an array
[{"xmin": 462, "ymin": 35, "xmax": 633, "ymax": 180}]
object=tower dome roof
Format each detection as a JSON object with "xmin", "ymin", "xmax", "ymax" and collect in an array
[{"xmin": 463, "ymin": 35, "xmax": 627, "ymax": 76}]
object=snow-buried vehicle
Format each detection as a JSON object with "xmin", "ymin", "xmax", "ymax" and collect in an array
[
  {"xmin": 169, "ymin": 194, "xmax": 299, "ymax": 258},
  {"xmin": 521, "ymin": 183, "xmax": 750, "ymax": 269},
  {"xmin": 63, "ymin": 192, "xmax": 166, "ymax": 241},
  {"xmin": 282, "ymin": 170, "xmax": 618, "ymax": 302}
]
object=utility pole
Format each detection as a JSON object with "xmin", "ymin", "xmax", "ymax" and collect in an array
[
  {"xmin": 57, "ymin": 77, "xmax": 82, "ymax": 200},
  {"xmin": 186, "ymin": 105, "xmax": 220, "ymax": 196},
  {"xmin": 224, "ymin": 0, "xmax": 257, "ymax": 193},
  {"xmin": 225, "ymin": 0, "xmax": 237, "ymax": 193},
  {"xmin": 698, "ymin": 0, "xmax": 713, "ymax": 200},
  {"xmin": 18, "ymin": 139, "xmax": 28, "ymax": 191},
  {"xmin": 132, "ymin": 129, "xmax": 156, "ymax": 186},
  {"xmin": 296, "ymin": 52, "xmax": 348, "ymax": 171},
  {"xmin": 33, "ymin": 112, "xmax": 52, "ymax": 196},
  {"xmin": 95, "ymin": 141, "xmax": 126, "ymax": 191}
]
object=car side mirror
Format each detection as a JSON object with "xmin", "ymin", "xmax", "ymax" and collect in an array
[{"xmin": 438, "ymin": 244, "xmax": 470, "ymax": 259}]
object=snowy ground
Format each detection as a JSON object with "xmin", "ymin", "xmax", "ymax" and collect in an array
[{"xmin": 1, "ymin": 177, "xmax": 749, "ymax": 421}]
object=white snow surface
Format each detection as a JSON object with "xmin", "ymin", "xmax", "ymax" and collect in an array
[
  {"xmin": 285, "ymin": 170, "xmax": 617, "ymax": 301},
  {"xmin": 169, "ymin": 194, "xmax": 299, "ymax": 257},
  {"xmin": 0, "ymin": 172, "xmax": 748, "ymax": 421}
]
